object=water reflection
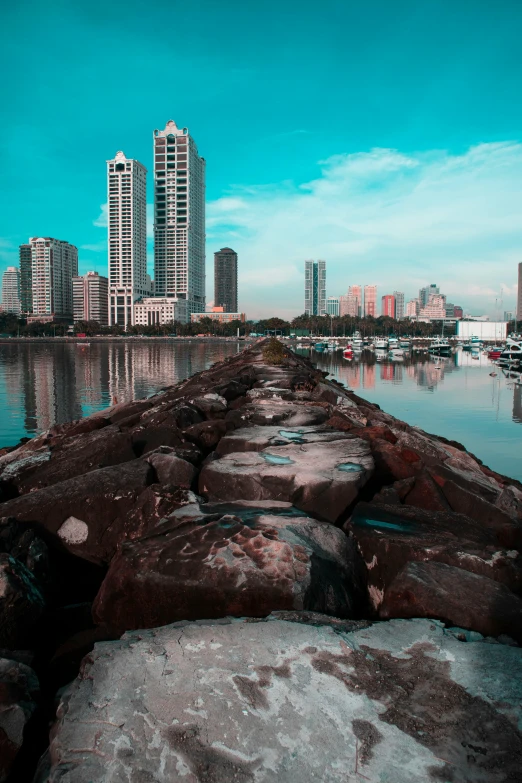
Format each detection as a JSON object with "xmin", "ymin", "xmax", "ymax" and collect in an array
[{"xmin": 0, "ymin": 341, "xmax": 241, "ymax": 446}]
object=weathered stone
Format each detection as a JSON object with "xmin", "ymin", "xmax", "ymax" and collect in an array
[
  {"xmin": 428, "ymin": 461, "xmax": 501, "ymax": 503},
  {"xmin": 200, "ymin": 439, "xmax": 374, "ymax": 523},
  {"xmin": 346, "ymin": 502, "xmax": 522, "ymax": 612},
  {"xmin": 0, "ymin": 656, "xmax": 39, "ymax": 782},
  {"xmin": 189, "ymin": 393, "xmax": 228, "ymax": 419},
  {"xmin": 93, "ymin": 502, "xmax": 366, "ymax": 636},
  {"xmin": 183, "ymin": 419, "xmax": 228, "ymax": 450},
  {"xmin": 40, "ymin": 617, "xmax": 522, "ymax": 783},
  {"xmin": 216, "ymin": 424, "xmax": 354, "ymax": 455},
  {"xmin": 402, "ymin": 471, "xmax": 450, "ymax": 511},
  {"xmin": 146, "ymin": 453, "xmax": 196, "ymax": 487},
  {"xmin": 226, "ymin": 400, "xmax": 331, "ymax": 428},
  {"xmin": 380, "ymin": 560, "xmax": 522, "ymax": 642},
  {"xmin": 368, "ymin": 439, "xmax": 419, "ymax": 482},
  {"xmin": 0, "ymin": 554, "xmax": 45, "ymax": 649}
]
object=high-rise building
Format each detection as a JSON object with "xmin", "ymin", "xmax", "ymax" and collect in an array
[
  {"xmin": 19, "ymin": 244, "xmax": 32, "ymax": 314},
  {"xmin": 419, "ymin": 284, "xmax": 440, "ymax": 307},
  {"xmin": 445, "ymin": 302, "xmax": 455, "ymax": 318},
  {"xmin": 153, "ymin": 120, "xmax": 206, "ymax": 314},
  {"xmin": 364, "ymin": 285, "xmax": 377, "ymax": 317},
  {"xmin": 304, "ymin": 260, "xmax": 326, "ymax": 315},
  {"xmin": 73, "ymin": 271, "xmax": 109, "ymax": 325},
  {"xmin": 419, "ymin": 294, "xmax": 446, "ymax": 321},
  {"xmin": 518, "ymin": 263, "xmax": 522, "ymax": 321},
  {"xmin": 454, "ymin": 305, "xmax": 463, "ymax": 319},
  {"xmin": 1, "ymin": 267, "xmax": 21, "ymax": 315},
  {"xmin": 107, "ymin": 151, "xmax": 148, "ymax": 330},
  {"xmin": 381, "ymin": 294, "xmax": 395, "ymax": 318},
  {"xmin": 406, "ymin": 298, "xmax": 420, "ymax": 318},
  {"xmin": 326, "ymin": 296, "xmax": 339, "ymax": 316},
  {"xmin": 504, "ymin": 310, "xmax": 514, "ymax": 322},
  {"xmin": 28, "ymin": 237, "xmax": 78, "ymax": 320},
  {"xmin": 214, "ymin": 248, "xmax": 238, "ymax": 313},
  {"xmin": 349, "ymin": 285, "xmax": 362, "ymax": 316},
  {"xmin": 393, "ymin": 291, "xmax": 405, "ymax": 320},
  {"xmin": 339, "ymin": 294, "xmax": 358, "ymax": 317}
]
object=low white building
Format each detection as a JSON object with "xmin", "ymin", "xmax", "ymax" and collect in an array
[
  {"xmin": 133, "ymin": 297, "xmax": 188, "ymax": 326},
  {"xmin": 457, "ymin": 320, "xmax": 507, "ymax": 341}
]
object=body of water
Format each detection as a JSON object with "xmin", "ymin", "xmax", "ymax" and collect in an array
[{"xmin": 0, "ymin": 340, "xmax": 520, "ymax": 481}]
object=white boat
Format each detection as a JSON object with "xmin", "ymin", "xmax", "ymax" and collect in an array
[
  {"xmin": 351, "ymin": 331, "xmax": 364, "ymax": 351},
  {"xmin": 388, "ymin": 337, "xmax": 399, "ymax": 350},
  {"xmin": 327, "ymin": 341, "xmax": 337, "ymax": 350},
  {"xmin": 399, "ymin": 338, "xmax": 411, "ymax": 349},
  {"xmin": 429, "ymin": 338, "xmax": 451, "ymax": 355},
  {"xmin": 389, "ymin": 347, "xmax": 405, "ymax": 358},
  {"xmin": 498, "ymin": 340, "xmax": 522, "ymax": 363},
  {"xmin": 374, "ymin": 338, "xmax": 388, "ymax": 350},
  {"xmin": 375, "ymin": 349, "xmax": 387, "ymax": 361}
]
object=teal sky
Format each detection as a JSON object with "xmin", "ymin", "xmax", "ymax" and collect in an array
[{"xmin": 1, "ymin": 0, "xmax": 522, "ymax": 318}]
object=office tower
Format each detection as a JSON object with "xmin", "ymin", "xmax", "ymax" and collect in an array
[
  {"xmin": 304, "ymin": 260, "xmax": 326, "ymax": 315},
  {"xmin": 349, "ymin": 285, "xmax": 362, "ymax": 316},
  {"xmin": 29, "ymin": 237, "xmax": 78, "ymax": 319},
  {"xmin": 326, "ymin": 296, "xmax": 339, "ymax": 316},
  {"xmin": 504, "ymin": 311, "xmax": 514, "ymax": 322},
  {"xmin": 419, "ymin": 284, "xmax": 440, "ymax": 307},
  {"xmin": 153, "ymin": 119, "xmax": 206, "ymax": 314},
  {"xmin": 518, "ymin": 263, "xmax": 522, "ymax": 321},
  {"xmin": 382, "ymin": 294, "xmax": 395, "ymax": 318},
  {"xmin": 454, "ymin": 305, "xmax": 463, "ymax": 319},
  {"xmin": 19, "ymin": 245, "xmax": 32, "ymax": 313},
  {"xmin": 339, "ymin": 293, "xmax": 358, "ymax": 317},
  {"xmin": 393, "ymin": 291, "xmax": 405, "ymax": 320},
  {"xmin": 73, "ymin": 271, "xmax": 109, "ymax": 325},
  {"xmin": 214, "ymin": 248, "xmax": 238, "ymax": 312},
  {"xmin": 364, "ymin": 285, "xmax": 377, "ymax": 317},
  {"xmin": 406, "ymin": 298, "xmax": 420, "ymax": 318},
  {"xmin": 419, "ymin": 294, "xmax": 446, "ymax": 320},
  {"xmin": 107, "ymin": 151, "xmax": 147, "ymax": 329},
  {"xmin": 1, "ymin": 267, "xmax": 21, "ymax": 315}
]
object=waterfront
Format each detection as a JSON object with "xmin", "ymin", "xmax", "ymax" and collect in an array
[{"xmin": 0, "ymin": 340, "xmax": 521, "ymax": 481}]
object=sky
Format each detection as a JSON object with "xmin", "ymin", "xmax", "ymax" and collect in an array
[{"xmin": 1, "ymin": 0, "xmax": 521, "ymax": 319}]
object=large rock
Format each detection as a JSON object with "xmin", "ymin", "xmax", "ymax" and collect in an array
[
  {"xmin": 0, "ymin": 460, "xmax": 156, "ymax": 564},
  {"xmin": 92, "ymin": 501, "xmax": 366, "ymax": 636},
  {"xmin": 226, "ymin": 400, "xmax": 331, "ymax": 428},
  {"xmin": 200, "ymin": 439, "xmax": 374, "ymax": 523},
  {"xmin": 40, "ymin": 616, "xmax": 522, "ymax": 782},
  {"xmin": 380, "ymin": 560, "xmax": 522, "ymax": 642},
  {"xmin": 0, "ymin": 554, "xmax": 45, "ymax": 649},
  {"xmin": 0, "ymin": 657, "xmax": 39, "ymax": 782},
  {"xmin": 216, "ymin": 424, "xmax": 355, "ymax": 455},
  {"xmin": 345, "ymin": 502, "xmax": 522, "ymax": 612}
]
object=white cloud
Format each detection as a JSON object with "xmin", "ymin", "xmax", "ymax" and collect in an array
[
  {"xmin": 93, "ymin": 204, "xmax": 108, "ymax": 228},
  {"xmin": 207, "ymin": 142, "xmax": 522, "ymax": 319}
]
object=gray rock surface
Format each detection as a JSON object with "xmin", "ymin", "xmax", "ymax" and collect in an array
[
  {"xmin": 0, "ymin": 656, "xmax": 39, "ymax": 782},
  {"xmin": 40, "ymin": 616, "xmax": 522, "ymax": 782}
]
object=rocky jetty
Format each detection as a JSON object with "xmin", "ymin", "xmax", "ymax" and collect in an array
[{"xmin": 0, "ymin": 339, "xmax": 521, "ymax": 782}]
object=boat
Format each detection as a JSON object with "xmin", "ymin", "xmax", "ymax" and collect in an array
[
  {"xmin": 388, "ymin": 347, "xmax": 405, "ymax": 358},
  {"xmin": 351, "ymin": 331, "xmax": 364, "ymax": 352},
  {"xmin": 498, "ymin": 340, "xmax": 522, "ymax": 364},
  {"xmin": 429, "ymin": 338, "xmax": 451, "ymax": 355},
  {"xmin": 399, "ymin": 338, "xmax": 411, "ymax": 349},
  {"xmin": 375, "ymin": 349, "xmax": 387, "ymax": 361},
  {"xmin": 374, "ymin": 338, "xmax": 388, "ymax": 350},
  {"xmin": 343, "ymin": 345, "xmax": 354, "ymax": 360},
  {"xmin": 327, "ymin": 342, "xmax": 337, "ymax": 350},
  {"xmin": 314, "ymin": 342, "xmax": 327, "ymax": 352},
  {"xmin": 388, "ymin": 337, "xmax": 399, "ymax": 351},
  {"xmin": 471, "ymin": 335, "xmax": 482, "ymax": 346},
  {"xmin": 487, "ymin": 346, "xmax": 504, "ymax": 360}
]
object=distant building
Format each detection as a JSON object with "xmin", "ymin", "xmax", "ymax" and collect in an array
[
  {"xmin": 349, "ymin": 285, "xmax": 362, "ymax": 316},
  {"xmin": 72, "ymin": 272, "xmax": 109, "ymax": 326},
  {"xmin": 214, "ymin": 248, "xmax": 238, "ymax": 313},
  {"xmin": 393, "ymin": 291, "xmax": 405, "ymax": 320},
  {"xmin": 191, "ymin": 307, "xmax": 245, "ymax": 324},
  {"xmin": 454, "ymin": 305, "xmax": 463, "ymax": 319},
  {"xmin": 339, "ymin": 293, "xmax": 358, "ymax": 317},
  {"xmin": 1, "ymin": 267, "xmax": 21, "ymax": 315},
  {"xmin": 419, "ymin": 284, "xmax": 440, "ymax": 307},
  {"xmin": 19, "ymin": 245, "xmax": 32, "ymax": 313},
  {"xmin": 381, "ymin": 294, "xmax": 395, "ymax": 318},
  {"xmin": 419, "ymin": 294, "xmax": 446, "ymax": 321},
  {"xmin": 28, "ymin": 237, "xmax": 78, "ymax": 321},
  {"xmin": 518, "ymin": 263, "xmax": 522, "ymax": 321},
  {"xmin": 504, "ymin": 310, "xmax": 514, "ymax": 322},
  {"xmin": 326, "ymin": 296, "xmax": 339, "ymax": 316},
  {"xmin": 364, "ymin": 285, "xmax": 377, "ymax": 317},
  {"xmin": 445, "ymin": 302, "xmax": 455, "ymax": 318},
  {"xmin": 406, "ymin": 298, "xmax": 420, "ymax": 318},
  {"xmin": 107, "ymin": 151, "xmax": 148, "ymax": 330},
  {"xmin": 134, "ymin": 297, "xmax": 189, "ymax": 326},
  {"xmin": 304, "ymin": 260, "xmax": 326, "ymax": 315}
]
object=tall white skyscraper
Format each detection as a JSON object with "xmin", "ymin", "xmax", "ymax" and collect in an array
[
  {"xmin": 394, "ymin": 291, "xmax": 405, "ymax": 320},
  {"xmin": 1, "ymin": 266, "xmax": 21, "ymax": 315},
  {"xmin": 28, "ymin": 237, "xmax": 78, "ymax": 319},
  {"xmin": 107, "ymin": 151, "xmax": 147, "ymax": 329},
  {"xmin": 304, "ymin": 260, "xmax": 326, "ymax": 315},
  {"xmin": 153, "ymin": 120, "xmax": 206, "ymax": 313}
]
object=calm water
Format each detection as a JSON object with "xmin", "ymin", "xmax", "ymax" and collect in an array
[{"xmin": 0, "ymin": 341, "xmax": 521, "ymax": 480}]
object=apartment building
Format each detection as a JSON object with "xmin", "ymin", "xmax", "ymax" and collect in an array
[{"xmin": 72, "ymin": 271, "xmax": 109, "ymax": 325}]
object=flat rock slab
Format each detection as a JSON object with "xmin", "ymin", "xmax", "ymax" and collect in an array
[
  {"xmin": 93, "ymin": 504, "xmax": 365, "ymax": 636},
  {"xmin": 200, "ymin": 439, "xmax": 374, "ymax": 523},
  {"xmin": 41, "ymin": 616, "xmax": 522, "ymax": 782},
  {"xmin": 228, "ymin": 401, "xmax": 331, "ymax": 427},
  {"xmin": 216, "ymin": 425, "xmax": 355, "ymax": 455}
]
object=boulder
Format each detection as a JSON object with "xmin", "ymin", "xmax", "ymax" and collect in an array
[
  {"xmin": 0, "ymin": 554, "xmax": 45, "ymax": 649},
  {"xmin": 380, "ymin": 560, "xmax": 522, "ymax": 642},
  {"xmin": 40, "ymin": 616, "xmax": 522, "ymax": 783},
  {"xmin": 0, "ymin": 657, "xmax": 39, "ymax": 782},
  {"xmin": 183, "ymin": 419, "xmax": 228, "ymax": 450},
  {"xmin": 92, "ymin": 502, "xmax": 366, "ymax": 636},
  {"xmin": 346, "ymin": 502, "xmax": 522, "ymax": 611},
  {"xmin": 216, "ymin": 425, "xmax": 355, "ymax": 455},
  {"xmin": 200, "ymin": 439, "xmax": 374, "ymax": 523},
  {"xmin": 146, "ymin": 453, "xmax": 196, "ymax": 488},
  {"xmin": 402, "ymin": 471, "xmax": 450, "ymax": 512},
  {"xmin": 226, "ymin": 400, "xmax": 331, "ymax": 428}
]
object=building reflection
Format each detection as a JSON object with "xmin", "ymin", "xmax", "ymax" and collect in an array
[{"xmin": 513, "ymin": 383, "xmax": 522, "ymax": 423}]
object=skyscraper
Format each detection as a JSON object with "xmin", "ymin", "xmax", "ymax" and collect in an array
[
  {"xmin": 73, "ymin": 271, "xmax": 109, "ymax": 325},
  {"xmin": 419, "ymin": 284, "xmax": 440, "ymax": 307},
  {"xmin": 107, "ymin": 151, "xmax": 148, "ymax": 329},
  {"xmin": 19, "ymin": 244, "xmax": 32, "ymax": 314},
  {"xmin": 1, "ymin": 267, "xmax": 21, "ymax": 315},
  {"xmin": 326, "ymin": 296, "xmax": 339, "ymax": 316},
  {"xmin": 364, "ymin": 285, "xmax": 377, "ymax": 317},
  {"xmin": 28, "ymin": 237, "xmax": 78, "ymax": 320},
  {"xmin": 339, "ymin": 293, "xmax": 358, "ymax": 317},
  {"xmin": 349, "ymin": 285, "xmax": 362, "ymax": 316},
  {"xmin": 153, "ymin": 120, "xmax": 206, "ymax": 313},
  {"xmin": 214, "ymin": 248, "xmax": 238, "ymax": 312},
  {"xmin": 394, "ymin": 291, "xmax": 405, "ymax": 320},
  {"xmin": 381, "ymin": 294, "xmax": 395, "ymax": 318},
  {"xmin": 304, "ymin": 260, "xmax": 326, "ymax": 315},
  {"xmin": 518, "ymin": 263, "xmax": 522, "ymax": 321}
]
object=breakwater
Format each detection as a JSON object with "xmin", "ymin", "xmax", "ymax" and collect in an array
[{"xmin": 0, "ymin": 339, "xmax": 521, "ymax": 781}]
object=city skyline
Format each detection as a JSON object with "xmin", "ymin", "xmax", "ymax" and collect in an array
[{"xmin": 1, "ymin": 1, "xmax": 522, "ymax": 319}]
